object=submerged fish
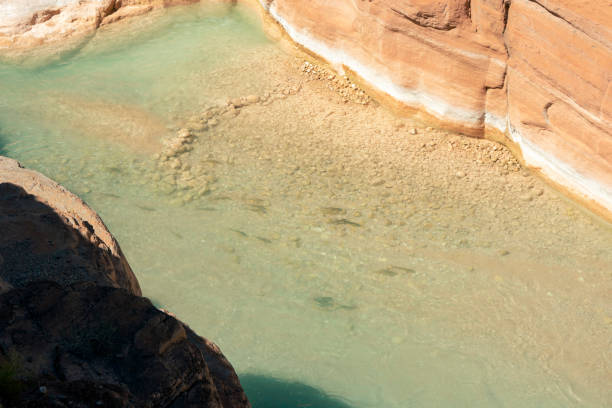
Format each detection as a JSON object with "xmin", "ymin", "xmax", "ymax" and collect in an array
[
  {"xmin": 375, "ymin": 268, "xmax": 398, "ymax": 277},
  {"xmin": 247, "ymin": 204, "xmax": 267, "ymax": 214},
  {"xmin": 169, "ymin": 229, "xmax": 183, "ymax": 239},
  {"xmin": 375, "ymin": 266, "xmax": 416, "ymax": 277},
  {"xmin": 255, "ymin": 236, "xmax": 272, "ymax": 244},
  {"xmin": 390, "ymin": 265, "xmax": 415, "ymax": 274},
  {"xmin": 329, "ymin": 218, "xmax": 361, "ymax": 227},
  {"xmin": 314, "ymin": 296, "xmax": 335, "ymax": 309},
  {"xmin": 135, "ymin": 204, "xmax": 156, "ymax": 212},
  {"xmin": 229, "ymin": 228, "xmax": 248, "ymax": 237},
  {"xmin": 197, "ymin": 206, "xmax": 217, "ymax": 211},
  {"xmin": 313, "ymin": 296, "xmax": 357, "ymax": 311},
  {"xmin": 96, "ymin": 192, "xmax": 121, "ymax": 199},
  {"xmin": 320, "ymin": 207, "xmax": 345, "ymax": 215}
]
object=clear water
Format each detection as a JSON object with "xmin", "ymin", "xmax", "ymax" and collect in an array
[{"xmin": 1, "ymin": 3, "xmax": 611, "ymax": 407}]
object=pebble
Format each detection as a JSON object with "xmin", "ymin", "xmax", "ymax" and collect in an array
[
  {"xmin": 208, "ymin": 118, "xmax": 219, "ymax": 127},
  {"xmin": 246, "ymin": 95, "xmax": 260, "ymax": 104},
  {"xmin": 409, "ymin": 128, "xmax": 418, "ymax": 135},
  {"xmin": 188, "ymin": 121, "xmax": 206, "ymax": 131},
  {"xmin": 455, "ymin": 171, "xmax": 466, "ymax": 178}
]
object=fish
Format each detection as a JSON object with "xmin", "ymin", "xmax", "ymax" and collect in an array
[
  {"xmin": 169, "ymin": 229, "xmax": 183, "ymax": 239},
  {"xmin": 329, "ymin": 218, "xmax": 361, "ymax": 227},
  {"xmin": 320, "ymin": 207, "xmax": 344, "ymax": 215},
  {"xmin": 390, "ymin": 265, "xmax": 416, "ymax": 274},
  {"xmin": 197, "ymin": 206, "xmax": 217, "ymax": 211},
  {"xmin": 229, "ymin": 229, "xmax": 248, "ymax": 237},
  {"xmin": 255, "ymin": 236, "xmax": 272, "ymax": 244},
  {"xmin": 313, "ymin": 296, "xmax": 335, "ymax": 309},
  {"xmin": 97, "ymin": 192, "xmax": 121, "ymax": 199},
  {"xmin": 375, "ymin": 266, "xmax": 416, "ymax": 277},
  {"xmin": 375, "ymin": 268, "xmax": 398, "ymax": 277},
  {"xmin": 313, "ymin": 296, "xmax": 357, "ymax": 311},
  {"xmin": 247, "ymin": 204, "xmax": 267, "ymax": 214},
  {"xmin": 135, "ymin": 204, "xmax": 156, "ymax": 212}
]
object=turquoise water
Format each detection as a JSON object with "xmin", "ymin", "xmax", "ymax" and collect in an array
[{"xmin": 1, "ymin": 3, "xmax": 611, "ymax": 407}]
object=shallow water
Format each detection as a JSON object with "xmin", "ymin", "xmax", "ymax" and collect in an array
[{"xmin": 1, "ymin": 3, "xmax": 611, "ymax": 407}]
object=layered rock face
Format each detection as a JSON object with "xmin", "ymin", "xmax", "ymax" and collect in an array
[
  {"xmin": 0, "ymin": 0, "xmax": 200, "ymax": 52},
  {"xmin": 257, "ymin": 0, "xmax": 612, "ymax": 218},
  {"xmin": 1, "ymin": 0, "xmax": 609, "ymax": 216},
  {"xmin": 0, "ymin": 157, "xmax": 250, "ymax": 407}
]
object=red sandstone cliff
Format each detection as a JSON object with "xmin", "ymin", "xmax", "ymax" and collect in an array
[
  {"xmin": 257, "ymin": 0, "xmax": 612, "ymax": 218},
  {"xmin": 0, "ymin": 0, "xmax": 610, "ymax": 216}
]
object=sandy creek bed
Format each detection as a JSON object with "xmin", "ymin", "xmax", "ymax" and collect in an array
[{"xmin": 0, "ymin": 3, "xmax": 610, "ymax": 407}]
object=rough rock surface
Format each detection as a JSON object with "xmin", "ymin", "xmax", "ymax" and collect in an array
[
  {"xmin": 0, "ymin": 281, "xmax": 250, "ymax": 407},
  {"xmin": 0, "ymin": 156, "xmax": 249, "ymax": 406},
  {"xmin": 0, "ymin": 0, "xmax": 201, "ymax": 53},
  {"xmin": 256, "ymin": 0, "xmax": 612, "ymax": 219},
  {"xmin": 0, "ymin": 156, "xmax": 141, "ymax": 295},
  {"xmin": 1, "ymin": 1, "xmax": 609, "ymax": 216}
]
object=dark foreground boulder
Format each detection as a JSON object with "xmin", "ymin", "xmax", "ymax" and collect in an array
[
  {"xmin": 0, "ymin": 156, "xmax": 140, "ymax": 295},
  {"xmin": 0, "ymin": 281, "xmax": 250, "ymax": 407}
]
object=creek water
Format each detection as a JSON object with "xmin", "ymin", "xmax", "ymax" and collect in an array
[{"xmin": 1, "ymin": 3, "xmax": 611, "ymax": 407}]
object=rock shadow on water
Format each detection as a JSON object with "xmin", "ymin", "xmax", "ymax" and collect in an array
[{"xmin": 240, "ymin": 374, "xmax": 353, "ymax": 408}]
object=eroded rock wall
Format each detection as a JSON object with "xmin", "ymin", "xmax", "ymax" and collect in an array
[
  {"xmin": 258, "ymin": 0, "xmax": 612, "ymax": 218},
  {"xmin": 0, "ymin": 0, "xmax": 201, "ymax": 51}
]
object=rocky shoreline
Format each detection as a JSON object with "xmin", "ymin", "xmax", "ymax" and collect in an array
[
  {"xmin": 0, "ymin": 156, "xmax": 250, "ymax": 407},
  {"xmin": 0, "ymin": 0, "xmax": 610, "ymax": 222},
  {"xmin": 250, "ymin": 0, "xmax": 612, "ymax": 222}
]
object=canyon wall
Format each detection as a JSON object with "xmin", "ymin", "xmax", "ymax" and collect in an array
[
  {"xmin": 0, "ymin": 0, "xmax": 610, "ymax": 216},
  {"xmin": 0, "ymin": 0, "xmax": 201, "ymax": 51},
  {"xmin": 257, "ymin": 0, "xmax": 612, "ymax": 219}
]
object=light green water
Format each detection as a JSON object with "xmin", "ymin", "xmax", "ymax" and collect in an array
[{"xmin": 1, "ymin": 3, "xmax": 611, "ymax": 407}]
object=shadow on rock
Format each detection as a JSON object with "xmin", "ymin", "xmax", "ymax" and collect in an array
[
  {"xmin": 0, "ymin": 171, "xmax": 140, "ymax": 295},
  {"xmin": 0, "ymin": 281, "xmax": 250, "ymax": 407},
  {"xmin": 240, "ymin": 374, "xmax": 353, "ymax": 408}
]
